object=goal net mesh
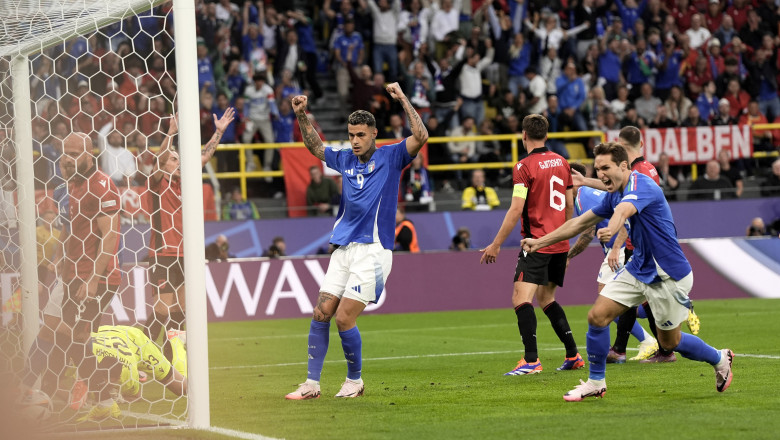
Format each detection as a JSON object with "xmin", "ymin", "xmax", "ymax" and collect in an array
[{"xmin": 1, "ymin": 0, "xmax": 193, "ymax": 433}]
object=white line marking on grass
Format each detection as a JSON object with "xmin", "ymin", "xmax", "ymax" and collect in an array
[
  {"xmin": 211, "ymin": 349, "xmax": 780, "ymax": 370},
  {"xmin": 204, "ymin": 426, "xmax": 282, "ymax": 440},
  {"xmin": 125, "ymin": 411, "xmax": 281, "ymax": 440}
]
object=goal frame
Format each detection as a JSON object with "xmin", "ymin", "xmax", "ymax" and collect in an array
[{"xmin": 3, "ymin": 0, "xmax": 210, "ymax": 429}]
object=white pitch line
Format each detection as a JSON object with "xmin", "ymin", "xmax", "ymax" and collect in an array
[
  {"xmin": 124, "ymin": 411, "xmax": 281, "ymax": 440},
  {"xmin": 203, "ymin": 426, "xmax": 282, "ymax": 440},
  {"xmin": 211, "ymin": 350, "xmax": 780, "ymax": 370}
]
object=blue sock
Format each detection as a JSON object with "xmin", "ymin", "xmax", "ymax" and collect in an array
[
  {"xmin": 586, "ymin": 324, "xmax": 610, "ymax": 381},
  {"xmin": 637, "ymin": 304, "xmax": 647, "ymax": 319},
  {"xmin": 307, "ymin": 320, "xmax": 330, "ymax": 382},
  {"xmin": 339, "ymin": 326, "xmax": 362, "ymax": 381},
  {"xmin": 674, "ymin": 333, "xmax": 721, "ymax": 365},
  {"xmin": 630, "ymin": 321, "xmax": 645, "ymax": 341}
]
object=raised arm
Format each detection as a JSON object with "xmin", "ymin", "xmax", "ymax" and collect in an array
[
  {"xmin": 291, "ymin": 95, "xmax": 325, "ymax": 161},
  {"xmin": 568, "ymin": 224, "xmax": 596, "ymax": 260},
  {"xmin": 385, "ymin": 82, "xmax": 429, "ymax": 156},
  {"xmin": 150, "ymin": 114, "xmax": 178, "ymax": 184},
  {"xmin": 522, "ymin": 209, "xmax": 604, "ymax": 253},
  {"xmin": 202, "ymin": 107, "xmax": 236, "ymax": 167},
  {"xmin": 572, "ymin": 168, "xmax": 608, "ymax": 190},
  {"xmin": 597, "ymin": 202, "xmax": 637, "ymax": 244}
]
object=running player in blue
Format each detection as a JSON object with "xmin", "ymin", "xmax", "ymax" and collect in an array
[
  {"xmin": 566, "ymin": 163, "xmax": 658, "ymax": 362},
  {"xmin": 286, "ymin": 84, "xmax": 428, "ymax": 400},
  {"xmin": 522, "ymin": 142, "xmax": 733, "ymax": 401}
]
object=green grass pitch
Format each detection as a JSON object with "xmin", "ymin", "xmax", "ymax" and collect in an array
[{"xmin": 73, "ymin": 298, "xmax": 780, "ymax": 439}]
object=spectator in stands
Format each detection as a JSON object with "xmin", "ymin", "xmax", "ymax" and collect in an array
[
  {"xmin": 540, "ymin": 47, "xmax": 562, "ymax": 96},
  {"xmin": 746, "ymin": 217, "xmax": 770, "ymax": 237},
  {"xmin": 656, "ymin": 151, "xmax": 680, "ymax": 200},
  {"xmin": 707, "ymin": 38, "xmax": 726, "ymax": 77},
  {"xmin": 382, "ymin": 113, "xmax": 412, "ymax": 139},
  {"xmin": 400, "ymin": 154, "xmax": 433, "ymax": 212},
  {"xmin": 665, "ymin": 85, "xmax": 693, "ymax": 125},
  {"xmin": 747, "ymin": 48, "xmax": 780, "ymax": 122},
  {"xmin": 655, "ymin": 38, "xmax": 685, "ymax": 101},
  {"xmin": 462, "ymin": 169, "xmax": 500, "ymax": 211},
  {"xmin": 406, "ymin": 59, "xmax": 433, "ymax": 123},
  {"xmin": 214, "ymin": 93, "xmax": 237, "ymax": 144},
  {"xmin": 705, "ymin": 0, "xmax": 723, "ymax": 33},
  {"xmin": 430, "ymin": 0, "xmax": 462, "ymax": 58},
  {"xmin": 222, "ymin": 187, "xmax": 260, "ymax": 220},
  {"xmin": 650, "ymin": 104, "xmax": 679, "ymax": 128},
  {"xmin": 583, "ymin": 86, "xmax": 611, "ymax": 130},
  {"xmin": 689, "ymin": 160, "xmax": 735, "ymax": 200},
  {"xmin": 686, "ymin": 14, "xmax": 712, "ymax": 50},
  {"xmin": 196, "ymin": 38, "xmax": 216, "ymax": 97},
  {"xmin": 286, "ymin": 9, "xmax": 322, "ymax": 100},
  {"xmin": 760, "ymin": 159, "xmax": 780, "ymax": 197},
  {"xmin": 242, "ymin": 8, "xmax": 268, "ymax": 73},
  {"xmin": 624, "ymin": 39, "xmax": 656, "ymax": 97},
  {"xmin": 333, "ymin": 18, "xmax": 365, "ymax": 118},
  {"xmin": 723, "ymin": 78, "xmax": 750, "ymax": 119},
  {"xmin": 450, "ymin": 226, "xmax": 472, "ymax": 251},
  {"xmin": 682, "ymin": 104, "xmax": 709, "ymax": 127},
  {"xmin": 714, "ymin": 14, "xmax": 737, "ymax": 46},
  {"xmin": 398, "ymin": 0, "xmax": 430, "ymax": 63},
  {"xmin": 274, "ymin": 69, "xmax": 304, "ymax": 104},
  {"xmin": 524, "ymin": 67, "xmax": 547, "ymax": 115},
  {"xmin": 572, "ymin": 0, "xmax": 611, "ymax": 60},
  {"xmin": 273, "ymin": 98, "xmax": 295, "ymax": 144},
  {"xmin": 394, "ymin": 207, "xmax": 420, "ymax": 253},
  {"xmin": 641, "ymin": 0, "xmax": 667, "ymax": 34},
  {"xmin": 448, "ymin": 116, "xmax": 478, "ymax": 173},
  {"xmin": 739, "ymin": 10, "xmax": 766, "ymax": 50},
  {"xmin": 507, "ymin": 33, "xmax": 533, "ymax": 97},
  {"xmin": 598, "ymin": 36, "xmax": 624, "ymax": 101},
  {"xmin": 610, "ymin": 85, "xmax": 631, "ymax": 120},
  {"xmin": 243, "ymin": 71, "xmax": 278, "ymax": 172},
  {"xmin": 712, "ymin": 99, "xmax": 738, "ymax": 126},
  {"xmin": 696, "ymin": 81, "xmax": 720, "ymax": 122},
  {"xmin": 717, "ymin": 149, "xmax": 744, "ymax": 198},
  {"xmin": 100, "ymin": 130, "xmax": 137, "ymax": 188},
  {"xmin": 306, "ymin": 166, "xmax": 340, "ymax": 217},
  {"xmin": 348, "ymin": 64, "xmax": 380, "ymax": 113},
  {"xmin": 205, "ymin": 234, "xmax": 232, "ymax": 261},
  {"xmin": 686, "ymin": 56, "xmax": 714, "ymax": 101},
  {"xmin": 364, "ymin": 0, "xmax": 401, "ymax": 81},
  {"xmin": 739, "ymin": 100, "xmax": 773, "ymax": 151},
  {"xmin": 555, "ymin": 62, "xmax": 587, "ymax": 133},
  {"xmin": 459, "ymin": 39, "xmax": 494, "ymax": 125},
  {"xmin": 635, "ymin": 82, "xmax": 662, "ymax": 123}
]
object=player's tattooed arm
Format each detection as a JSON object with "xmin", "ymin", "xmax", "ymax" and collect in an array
[
  {"xmin": 291, "ymin": 95, "xmax": 325, "ymax": 161},
  {"xmin": 313, "ymin": 292, "xmax": 338, "ymax": 322},
  {"xmin": 568, "ymin": 225, "xmax": 596, "ymax": 260},
  {"xmin": 202, "ymin": 107, "xmax": 236, "ymax": 166},
  {"xmin": 386, "ymin": 82, "xmax": 428, "ymax": 156}
]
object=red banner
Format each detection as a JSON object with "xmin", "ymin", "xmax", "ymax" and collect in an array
[{"xmin": 606, "ymin": 125, "xmax": 753, "ymax": 165}]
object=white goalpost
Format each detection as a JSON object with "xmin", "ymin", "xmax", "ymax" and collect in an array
[{"xmin": 0, "ymin": 0, "xmax": 210, "ymax": 433}]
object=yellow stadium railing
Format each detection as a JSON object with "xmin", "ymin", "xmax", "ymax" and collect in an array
[{"xmin": 203, "ymin": 125, "xmax": 780, "ymax": 199}]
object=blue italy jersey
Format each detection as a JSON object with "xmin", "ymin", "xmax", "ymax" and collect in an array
[
  {"xmin": 324, "ymin": 139, "xmax": 413, "ymax": 250},
  {"xmin": 591, "ymin": 172, "xmax": 692, "ymax": 283},
  {"xmin": 53, "ymin": 182, "xmax": 70, "ymax": 234},
  {"xmin": 574, "ymin": 186, "xmax": 620, "ymax": 253}
]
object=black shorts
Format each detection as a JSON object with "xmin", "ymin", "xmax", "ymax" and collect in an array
[
  {"xmin": 514, "ymin": 251, "xmax": 568, "ymax": 287},
  {"xmin": 624, "ymin": 248, "xmax": 633, "ymax": 265},
  {"xmin": 61, "ymin": 280, "xmax": 118, "ymax": 334},
  {"xmin": 149, "ymin": 256, "xmax": 185, "ymax": 295}
]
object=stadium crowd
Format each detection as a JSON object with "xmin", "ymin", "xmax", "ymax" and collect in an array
[{"xmin": 23, "ymin": 0, "xmax": 780, "ymax": 214}]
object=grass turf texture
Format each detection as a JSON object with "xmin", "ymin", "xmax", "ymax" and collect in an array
[{"xmin": 12, "ymin": 298, "xmax": 780, "ymax": 439}]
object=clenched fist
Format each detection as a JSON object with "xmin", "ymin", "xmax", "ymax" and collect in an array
[{"xmin": 291, "ymin": 95, "xmax": 308, "ymax": 113}]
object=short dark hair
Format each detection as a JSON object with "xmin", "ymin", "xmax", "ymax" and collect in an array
[
  {"xmin": 594, "ymin": 142, "xmax": 629, "ymax": 167},
  {"xmin": 570, "ymin": 162, "xmax": 587, "ymax": 176},
  {"xmin": 252, "ymin": 71, "xmax": 267, "ymax": 82},
  {"xmin": 347, "ymin": 110, "xmax": 376, "ymax": 128},
  {"xmin": 522, "ymin": 114, "xmax": 549, "ymax": 141},
  {"xmin": 618, "ymin": 126, "xmax": 642, "ymax": 150},
  {"xmin": 272, "ymin": 236, "xmax": 285, "ymax": 245}
]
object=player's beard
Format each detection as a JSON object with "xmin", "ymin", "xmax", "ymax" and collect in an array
[{"xmin": 358, "ymin": 141, "xmax": 377, "ymax": 163}]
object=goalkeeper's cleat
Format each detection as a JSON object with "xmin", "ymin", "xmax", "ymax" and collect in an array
[
  {"xmin": 504, "ymin": 359, "xmax": 543, "ymax": 376},
  {"xmin": 629, "ymin": 338, "xmax": 659, "ymax": 361},
  {"xmin": 69, "ymin": 379, "xmax": 88, "ymax": 411},
  {"xmin": 77, "ymin": 400, "xmax": 120, "ymax": 422},
  {"xmin": 639, "ymin": 351, "xmax": 677, "ymax": 363},
  {"xmin": 715, "ymin": 349, "xmax": 734, "ymax": 392},
  {"xmin": 335, "ymin": 378, "xmax": 364, "ymax": 398},
  {"xmin": 285, "ymin": 380, "xmax": 321, "ymax": 400},
  {"xmin": 557, "ymin": 353, "xmax": 585, "ymax": 371},
  {"xmin": 686, "ymin": 306, "xmax": 700, "ymax": 335},
  {"xmin": 563, "ymin": 379, "xmax": 607, "ymax": 402},
  {"xmin": 606, "ymin": 348, "xmax": 626, "ymax": 364}
]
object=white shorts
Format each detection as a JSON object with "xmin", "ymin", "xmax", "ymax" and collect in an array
[
  {"xmin": 600, "ymin": 268, "xmax": 692, "ymax": 331},
  {"xmin": 597, "ymin": 247, "xmax": 626, "ymax": 285},
  {"xmin": 320, "ymin": 242, "xmax": 392, "ymax": 305},
  {"xmin": 42, "ymin": 279, "xmax": 64, "ymax": 319}
]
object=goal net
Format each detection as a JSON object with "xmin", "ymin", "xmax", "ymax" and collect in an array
[{"xmin": 0, "ymin": 0, "xmax": 209, "ymax": 434}]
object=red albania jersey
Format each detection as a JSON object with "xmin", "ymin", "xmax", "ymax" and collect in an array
[
  {"xmin": 513, "ymin": 148, "xmax": 573, "ymax": 254},
  {"xmin": 64, "ymin": 167, "xmax": 121, "ymax": 285},
  {"xmin": 148, "ymin": 175, "xmax": 184, "ymax": 257},
  {"xmin": 631, "ymin": 157, "xmax": 660, "ymax": 184}
]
